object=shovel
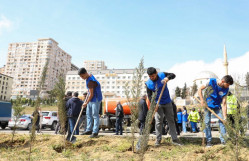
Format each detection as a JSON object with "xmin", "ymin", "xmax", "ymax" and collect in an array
[
  {"xmin": 136, "ymin": 80, "xmax": 167, "ymax": 152},
  {"xmin": 68, "ymin": 92, "xmax": 90, "ymax": 143}
]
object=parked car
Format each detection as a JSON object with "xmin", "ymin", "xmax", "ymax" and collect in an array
[
  {"xmin": 210, "ymin": 114, "xmax": 219, "ymax": 130},
  {"xmin": 41, "ymin": 111, "xmax": 58, "ymax": 130},
  {"xmin": 8, "ymin": 115, "xmax": 32, "ymax": 130}
]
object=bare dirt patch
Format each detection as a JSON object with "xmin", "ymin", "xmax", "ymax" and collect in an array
[{"xmin": 0, "ymin": 134, "xmax": 248, "ymax": 161}]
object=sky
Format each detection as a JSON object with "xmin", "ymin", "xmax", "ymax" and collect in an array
[{"xmin": 0, "ymin": 0, "xmax": 249, "ymax": 90}]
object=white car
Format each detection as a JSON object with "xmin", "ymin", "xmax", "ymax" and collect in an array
[
  {"xmin": 210, "ymin": 114, "xmax": 219, "ymax": 130},
  {"xmin": 41, "ymin": 111, "xmax": 58, "ymax": 130},
  {"xmin": 8, "ymin": 115, "xmax": 32, "ymax": 130}
]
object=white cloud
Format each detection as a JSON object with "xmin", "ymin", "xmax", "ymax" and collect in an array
[
  {"xmin": 0, "ymin": 15, "xmax": 13, "ymax": 35},
  {"xmin": 167, "ymin": 52, "xmax": 249, "ymax": 96}
]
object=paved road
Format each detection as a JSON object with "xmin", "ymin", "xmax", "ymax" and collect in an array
[{"xmin": 1, "ymin": 127, "xmax": 249, "ymax": 139}]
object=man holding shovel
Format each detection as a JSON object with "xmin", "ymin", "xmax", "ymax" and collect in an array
[
  {"xmin": 146, "ymin": 67, "xmax": 181, "ymax": 146},
  {"xmin": 198, "ymin": 75, "xmax": 233, "ymax": 147},
  {"xmin": 66, "ymin": 92, "xmax": 83, "ymax": 137},
  {"xmin": 79, "ymin": 68, "xmax": 103, "ymax": 138}
]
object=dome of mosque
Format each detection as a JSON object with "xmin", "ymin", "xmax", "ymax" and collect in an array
[{"xmin": 194, "ymin": 71, "xmax": 218, "ymax": 81}]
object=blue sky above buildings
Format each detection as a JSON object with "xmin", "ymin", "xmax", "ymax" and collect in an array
[{"xmin": 0, "ymin": 0, "xmax": 249, "ymax": 72}]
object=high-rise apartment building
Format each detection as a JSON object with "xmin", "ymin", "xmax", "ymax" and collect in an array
[
  {"xmin": 84, "ymin": 60, "xmax": 107, "ymax": 70},
  {"xmin": 4, "ymin": 38, "xmax": 71, "ymax": 98}
]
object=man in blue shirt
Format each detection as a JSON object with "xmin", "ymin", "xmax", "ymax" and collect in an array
[
  {"xmin": 78, "ymin": 68, "xmax": 103, "ymax": 138},
  {"xmin": 198, "ymin": 75, "xmax": 233, "ymax": 147},
  {"xmin": 146, "ymin": 67, "xmax": 181, "ymax": 146}
]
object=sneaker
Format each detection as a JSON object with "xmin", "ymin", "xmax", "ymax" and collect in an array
[
  {"xmin": 81, "ymin": 131, "xmax": 92, "ymax": 135},
  {"xmin": 172, "ymin": 139, "xmax": 183, "ymax": 146},
  {"xmin": 206, "ymin": 142, "xmax": 212, "ymax": 148},
  {"xmin": 155, "ymin": 140, "xmax": 161, "ymax": 146},
  {"xmin": 89, "ymin": 133, "xmax": 98, "ymax": 138}
]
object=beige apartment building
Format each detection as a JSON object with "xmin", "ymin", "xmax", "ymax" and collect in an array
[
  {"xmin": 84, "ymin": 60, "xmax": 107, "ymax": 70},
  {"xmin": 65, "ymin": 68, "xmax": 159, "ymax": 99},
  {"xmin": 0, "ymin": 73, "xmax": 13, "ymax": 101},
  {"xmin": 4, "ymin": 38, "xmax": 71, "ymax": 98}
]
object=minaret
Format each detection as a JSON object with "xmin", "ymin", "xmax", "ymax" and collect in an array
[{"xmin": 223, "ymin": 44, "xmax": 229, "ymax": 75}]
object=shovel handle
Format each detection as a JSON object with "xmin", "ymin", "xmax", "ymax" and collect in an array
[
  {"xmin": 70, "ymin": 92, "xmax": 90, "ymax": 141},
  {"xmin": 150, "ymin": 81, "xmax": 167, "ymax": 124},
  {"xmin": 193, "ymin": 96, "xmax": 226, "ymax": 124}
]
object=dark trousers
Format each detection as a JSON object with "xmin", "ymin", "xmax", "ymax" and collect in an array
[
  {"xmin": 175, "ymin": 121, "xmax": 180, "ymax": 135},
  {"xmin": 177, "ymin": 123, "xmax": 182, "ymax": 134},
  {"xmin": 115, "ymin": 117, "xmax": 123, "ymax": 135},
  {"xmin": 139, "ymin": 121, "xmax": 145, "ymax": 135},
  {"xmin": 55, "ymin": 121, "xmax": 61, "ymax": 134},
  {"xmin": 164, "ymin": 120, "xmax": 180, "ymax": 135}
]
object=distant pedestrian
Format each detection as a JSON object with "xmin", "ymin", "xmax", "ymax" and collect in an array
[
  {"xmin": 182, "ymin": 106, "xmax": 188, "ymax": 133},
  {"xmin": 188, "ymin": 108, "xmax": 200, "ymax": 133},
  {"xmin": 177, "ymin": 108, "xmax": 183, "ymax": 133},
  {"xmin": 30, "ymin": 107, "xmax": 42, "ymax": 133},
  {"xmin": 79, "ymin": 92, "xmax": 88, "ymax": 132},
  {"xmin": 138, "ymin": 95, "xmax": 148, "ymax": 135},
  {"xmin": 66, "ymin": 92, "xmax": 83, "ymax": 135},
  {"xmin": 65, "ymin": 91, "xmax": 72, "ymax": 135},
  {"xmin": 115, "ymin": 101, "xmax": 124, "ymax": 135}
]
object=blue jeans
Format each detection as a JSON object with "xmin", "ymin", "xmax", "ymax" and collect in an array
[
  {"xmin": 190, "ymin": 122, "xmax": 197, "ymax": 132},
  {"xmin": 182, "ymin": 121, "xmax": 187, "ymax": 133},
  {"xmin": 204, "ymin": 108, "xmax": 226, "ymax": 143},
  {"xmin": 86, "ymin": 101, "xmax": 101, "ymax": 134},
  {"xmin": 68, "ymin": 117, "xmax": 79, "ymax": 135}
]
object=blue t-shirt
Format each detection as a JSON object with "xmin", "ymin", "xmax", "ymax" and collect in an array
[
  {"xmin": 177, "ymin": 112, "xmax": 182, "ymax": 123},
  {"xmin": 182, "ymin": 110, "xmax": 188, "ymax": 122}
]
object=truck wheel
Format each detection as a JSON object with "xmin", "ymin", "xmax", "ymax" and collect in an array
[
  {"xmin": 51, "ymin": 122, "xmax": 57, "ymax": 130},
  {"xmin": 1, "ymin": 125, "xmax": 6, "ymax": 129}
]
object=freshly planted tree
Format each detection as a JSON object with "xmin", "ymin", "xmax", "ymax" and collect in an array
[
  {"xmin": 54, "ymin": 76, "xmax": 67, "ymax": 141},
  {"xmin": 29, "ymin": 59, "xmax": 49, "ymax": 160},
  {"xmin": 225, "ymin": 83, "xmax": 248, "ymax": 161},
  {"xmin": 11, "ymin": 97, "xmax": 25, "ymax": 142},
  {"xmin": 124, "ymin": 57, "xmax": 145, "ymax": 153},
  {"xmin": 137, "ymin": 92, "xmax": 157, "ymax": 160}
]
